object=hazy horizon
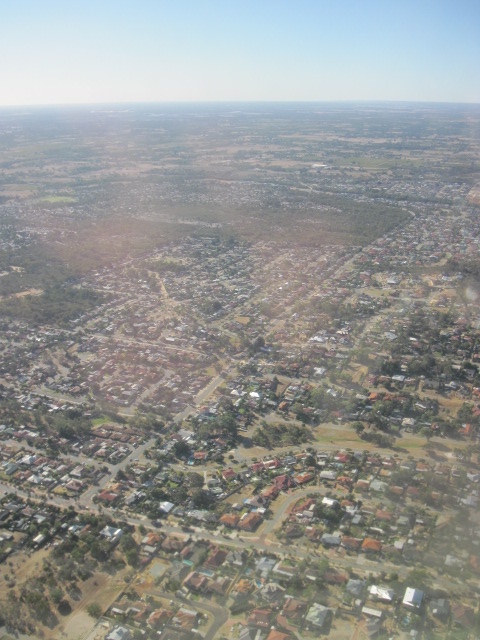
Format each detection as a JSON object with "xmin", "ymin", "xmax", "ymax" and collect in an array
[
  {"xmin": 1, "ymin": 0, "xmax": 479, "ymax": 107},
  {"xmin": 2, "ymin": 99, "xmax": 480, "ymax": 111}
]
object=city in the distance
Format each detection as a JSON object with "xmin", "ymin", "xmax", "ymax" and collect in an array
[{"xmin": 0, "ymin": 102, "xmax": 479, "ymax": 640}]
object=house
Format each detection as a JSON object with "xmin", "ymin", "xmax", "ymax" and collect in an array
[
  {"xmin": 282, "ymin": 596, "xmax": 307, "ymax": 621},
  {"xmin": 341, "ymin": 536, "xmax": 363, "ymax": 551},
  {"xmin": 324, "ymin": 569, "xmax": 348, "ymax": 585},
  {"xmin": 220, "ymin": 513, "xmax": 240, "ymax": 528},
  {"xmin": 451, "ymin": 602, "xmax": 476, "ymax": 628},
  {"xmin": 106, "ymin": 627, "xmax": 131, "ymax": 640},
  {"xmin": 375, "ymin": 509, "xmax": 393, "ymax": 522},
  {"xmin": 33, "ymin": 533, "xmax": 46, "ymax": 547},
  {"xmin": 305, "ymin": 603, "xmax": 332, "ymax": 630},
  {"xmin": 225, "ymin": 549, "xmax": 246, "ymax": 567},
  {"xmin": 370, "ymin": 479, "xmax": 387, "ymax": 492},
  {"xmin": 183, "ymin": 571, "xmax": 209, "ymax": 593},
  {"xmin": 222, "ymin": 467, "xmax": 237, "ymax": 482},
  {"xmin": 3, "ymin": 463, "xmax": 18, "ymax": 476},
  {"xmin": 208, "ymin": 576, "xmax": 231, "ymax": 595},
  {"xmin": 355, "ymin": 479, "xmax": 370, "ymax": 492},
  {"xmin": 171, "ymin": 607, "xmax": 199, "ymax": 631},
  {"xmin": 361, "ymin": 606, "xmax": 383, "ymax": 619},
  {"xmin": 97, "ymin": 490, "xmax": 118, "ymax": 503},
  {"xmin": 272, "ymin": 475, "xmax": 295, "ymax": 491},
  {"xmin": 322, "ymin": 496, "xmax": 339, "ymax": 508},
  {"xmin": 402, "ymin": 587, "xmax": 424, "ymax": 609},
  {"xmin": 361, "ymin": 538, "xmax": 382, "ymax": 554},
  {"xmin": 147, "ymin": 609, "xmax": 172, "ymax": 629},
  {"xmin": 251, "ymin": 461, "xmax": 265, "ymax": 474},
  {"xmin": 255, "ymin": 556, "xmax": 276, "ymax": 577},
  {"xmin": 272, "ymin": 561, "xmax": 297, "ymax": 579},
  {"xmin": 235, "ymin": 578, "xmax": 254, "ymax": 594},
  {"xmin": 159, "ymin": 501, "xmax": 174, "ymax": 514},
  {"xmin": 321, "ymin": 533, "xmax": 342, "ymax": 547},
  {"xmin": 161, "ymin": 536, "xmax": 185, "ymax": 553},
  {"xmin": 266, "ymin": 631, "xmax": 291, "ymax": 640},
  {"xmin": 264, "ymin": 458, "xmax": 281, "ymax": 471},
  {"xmin": 337, "ymin": 475, "xmax": 353, "ymax": 489},
  {"xmin": 345, "ymin": 579, "xmax": 366, "ymax": 598},
  {"xmin": 319, "ymin": 470, "xmax": 337, "ymax": 482},
  {"xmin": 429, "ymin": 598, "xmax": 450, "ymax": 621},
  {"xmin": 247, "ymin": 608, "xmax": 273, "ymax": 628},
  {"xmin": 100, "ymin": 526, "xmax": 123, "ymax": 543},
  {"xmin": 238, "ymin": 629, "xmax": 258, "ymax": 640},
  {"xmin": 259, "ymin": 582, "xmax": 285, "ymax": 603},
  {"xmin": 238, "ymin": 512, "xmax": 263, "ymax": 531},
  {"xmin": 293, "ymin": 472, "xmax": 314, "ymax": 485},
  {"xmin": 262, "ymin": 485, "xmax": 280, "ymax": 500},
  {"xmin": 368, "ymin": 585, "xmax": 395, "ymax": 603},
  {"xmin": 205, "ymin": 546, "xmax": 227, "ymax": 568}
]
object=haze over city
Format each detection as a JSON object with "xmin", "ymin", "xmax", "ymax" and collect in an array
[
  {"xmin": 1, "ymin": 0, "xmax": 480, "ymax": 106},
  {"xmin": 1, "ymin": 2, "xmax": 480, "ymax": 639}
]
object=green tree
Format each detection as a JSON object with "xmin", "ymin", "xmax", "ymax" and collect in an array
[
  {"xmin": 87, "ymin": 603, "xmax": 102, "ymax": 618},
  {"xmin": 191, "ymin": 488, "xmax": 214, "ymax": 510}
]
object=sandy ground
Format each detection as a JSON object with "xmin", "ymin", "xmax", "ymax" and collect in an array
[
  {"xmin": 0, "ymin": 288, "xmax": 43, "ymax": 302},
  {"xmin": 0, "ymin": 543, "xmax": 129, "ymax": 640},
  {"xmin": 0, "ymin": 546, "xmax": 50, "ymax": 588},
  {"xmin": 60, "ymin": 572, "xmax": 127, "ymax": 640}
]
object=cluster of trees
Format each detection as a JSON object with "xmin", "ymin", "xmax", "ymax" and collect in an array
[
  {"xmin": 0, "ymin": 241, "xmax": 73, "ymax": 297},
  {"xmin": 0, "ymin": 509, "xmax": 138, "ymax": 634},
  {"xmin": 252, "ymin": 420, "xmax": 311, "ymax": 448},
  {"xmin": 359, "ymin": 430, "xmax": 396, "ymax": 448},
  {"xmin": 313, "ymin": 500, "xmax": 343, "ymax": 529},
  {"xmin": 193, "ymin": 410, "xmax": 239, "ymax": 443},
  {"xmin": 0, "ymin": 284, "xmax": 102, "ymax": 326}
]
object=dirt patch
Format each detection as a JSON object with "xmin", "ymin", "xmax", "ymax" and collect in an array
[
  {"xmin": 0, "ymin": 547, "xmax": 50, "ymax": 587},
  {"xmin": 61, "ymin": 572, "xmax": 128, "ymax": 640},
  {"xmin": 134, "ymin": 558, "xmax": 169, "ymax": 593},
  {"xmin": 223, "ymin": 486, "xmax": 254, "ymax": 506},
  {"xmin": 0, "ymin": 545, "xmax": 129, "ymax": 640},
  {"xmin": 349, "ymin": 363, "xmax": 369, "ymax": 384},
  {"xmin": 0, "ymin": 288, "xmax": 44, "ymax": 302}
]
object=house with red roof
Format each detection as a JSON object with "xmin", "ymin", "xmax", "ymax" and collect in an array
[{"xmin": 273, "ymin": 474, "xmax": 295, "ymax": 491}]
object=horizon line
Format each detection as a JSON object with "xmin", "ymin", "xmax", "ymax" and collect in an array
[{"xmin": 1, "ymin": 98, "xmax": 480, "ymax": 110}]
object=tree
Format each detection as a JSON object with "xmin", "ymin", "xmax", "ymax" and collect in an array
[
  {"xmin": 125, "ymin": 548, "xmax": 139, "ymax": 567},
  {"xmin": 50, "ymin": 586, "xmax": 63, "ymax": 604},
  {"xmin": 353, "ymin": 421, "xmax": 365, "ymax": 435},
  {"xmin": 87, "ymin": 603, "xmax": 102, "ymax": 618},
  {"xmin": 191, "ymin": 488, "xmax": 213, "ymax": 510},
  {"xmin": 173, "ymin": 440, "xmax": 190, "ymax": 459},
  {"xmin": 187, "ymin": 472, "xmax": 205, "ymax": 488},
  {"xmin": 288, "ymin": 573, "xmax": 304, "ymax": 593},
  {"xmin": 420, "ymin": 426, "xmax": 433, "ymax": 441}
]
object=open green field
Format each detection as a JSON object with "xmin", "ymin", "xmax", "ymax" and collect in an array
[
  {"xmin": 333, "ymin": 155, "xmax": 424, "ymax": 170},
  {"xmin": 38, "ymin": 195, "xmax": 76, "ymax": 204}
]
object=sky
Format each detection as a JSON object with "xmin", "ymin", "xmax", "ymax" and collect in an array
[{"xmin": 1, "ymin": 0, "xmax": 479, "ymax": 106}]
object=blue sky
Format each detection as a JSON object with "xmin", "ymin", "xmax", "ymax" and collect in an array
[{"xmin": 1, "ymin": 0, "xmax": 479, "ymax": 105}]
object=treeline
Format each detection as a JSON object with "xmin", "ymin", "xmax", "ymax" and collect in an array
[
  {"xmin": 0, "ymin": 243, "xmax": 74, "ymax": 297},
  {"xmin": 147, "ymin": 258, "xmax": 187, "ymax": 274},
  {"xmin": 252, "ymin": 421, "xmax": 312, "ymax": 448},
  {"xmin": 445, "ymin": 255, "xmax": 480, "ymax": 279},
  {"xmin": 0, "ymin": 285, "xmax": 102, "ymax": 326}
]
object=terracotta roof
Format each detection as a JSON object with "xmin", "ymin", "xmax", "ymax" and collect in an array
[
  {"xmin": 362, "ymin": 538, "xmax": 382, "ymax": 553},
  {"xmin": 220, "ymin": 513, "xmax": 240, "ymax": 528},
  {"xmin": 238, "ymin": 512, "xmax": 263, "ymax": 531},
  {"xmin": 266, "ymin": 630, "xmax": 291, "ymax": 640}
]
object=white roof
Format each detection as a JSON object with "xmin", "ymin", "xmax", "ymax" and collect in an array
[{"xmin": 403, "ymin": 587, "xmax": 424, "ymax": 608}]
